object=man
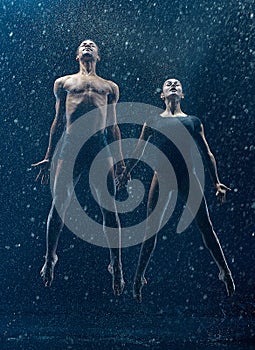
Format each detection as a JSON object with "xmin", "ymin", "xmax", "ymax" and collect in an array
[
  {"xmin": 32, "ymin": 40, "xmax": 126, "ymax": 296},
  {"xmin": 126, "ymin": 78, "xmax": 235, "ymax": 302}
]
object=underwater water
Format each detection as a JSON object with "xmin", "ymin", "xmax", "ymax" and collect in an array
[{"xmin": 0, "ymin": 0, "xmax": 255, "ymax": 349}]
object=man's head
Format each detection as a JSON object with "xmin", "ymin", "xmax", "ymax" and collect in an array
[
  {"xmin": 76, "ymin": 40, "xmax": 100, "ymax": 63},
  {"xmin": 161, "ymin": 78, "xmax": 184, "ymax": 102}
]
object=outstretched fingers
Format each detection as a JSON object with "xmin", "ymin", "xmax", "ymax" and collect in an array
[
  {"xmin": 216, "ymin": 183, "xmax": 232, "ymax": 203},
  {"xmin": 32, "ymin": 159, "xmax": 50, "ymax": 184}
]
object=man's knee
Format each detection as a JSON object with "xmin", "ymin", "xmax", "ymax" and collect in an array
[
  {"xmin": 103, "ymin": 211, "xmax": 119, "ymax": 228},
  {"xmin": 47, "ymin": 204, "xmax": 62, "ymax": 227},
  {"xmin": 51, "ymin": 191, "xmax": 71, "ymax": 216}
]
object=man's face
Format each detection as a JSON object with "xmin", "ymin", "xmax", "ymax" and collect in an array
[
  {"xmin": 77, "ymin": 40, "xmax": 99, "ymax": 62},
  {"xmin": 162, "ymin": 79, "xmax": 184, "ymax": 100}
]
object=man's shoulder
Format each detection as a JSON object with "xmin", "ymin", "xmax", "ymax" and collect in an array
[
  {"xmin": 104, "ymin": 78, "xmax": 119, "ymax": 91},
  {"xmin": 102, "ymin": 78, "xmax": 119, "ymax": 98},
  {"xmin": 55, "ymin": 74, "xmax": 77, "ymax": 85},
  {"xmin": 53, "ymin": 74, "xmax": 76, "ymax": 96}
]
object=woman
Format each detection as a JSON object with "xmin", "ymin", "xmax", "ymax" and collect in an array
[{"xmin": 130, "ymin": 78, "xmax": 235, "ymax": 302}]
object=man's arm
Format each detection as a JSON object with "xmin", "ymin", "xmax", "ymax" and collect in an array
[
  {"xmin": 32, "ymin": 77, "xmax": 66, "ymax": 184},
  {"xmin": 195, "ymin": 123, "xmax": 231, "ymax": 202},
  {"xmin": 106, "ymin": 82, "xmax": 126, "ymax": 174},
  {"xmin": 44, "ymin": 78, "xmax": 66, "ymax": 161}
]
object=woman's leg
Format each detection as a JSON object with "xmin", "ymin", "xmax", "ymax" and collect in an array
[
  {"xmin": 133, "ymin": 172, "xmax": 172, "ymax": 301},
  {"xmin": 183, "ymin": 177, "xmax": 235, "ymax": 296}
]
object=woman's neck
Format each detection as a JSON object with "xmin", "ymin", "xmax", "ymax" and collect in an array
[{"xmin": 161, "ymin": 100, "xmax": 187, "ymax": 117}]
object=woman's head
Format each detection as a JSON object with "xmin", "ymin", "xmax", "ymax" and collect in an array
[{"xmin": 160, "ymin": 78, "xmax": 184, "ymax": 102}]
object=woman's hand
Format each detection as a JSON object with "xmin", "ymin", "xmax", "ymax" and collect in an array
[{"xmin": 215, "ymin": 183, "xmax": 231, "ymax": 203}]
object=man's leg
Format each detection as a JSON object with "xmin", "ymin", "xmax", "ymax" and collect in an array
[
  {"xmin": 133, "ymin": 173, "xmax": 172, "ymax": 302},
  {"xmin": 183, "ymin": 177, "xmax": 235, "ymax": 296},
  {"xmin": 102, "ymin": 207, "xmax": 125, "ymax": 296},
  {"xmin": 92, "ymin": 157, "xmax": 125, "ymax": 296},
  {"xmin": 40, "ymin": 159, "xmax": 75, "ymax": 287}
]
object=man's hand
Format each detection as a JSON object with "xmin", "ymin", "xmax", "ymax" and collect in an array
[
  {"xmin": 215, "ymin": 183, "xmax": 231, "ymax": 203},
  {"xmin": 31, "ymin": 159, "xmax": 51, "ymax": 185}
]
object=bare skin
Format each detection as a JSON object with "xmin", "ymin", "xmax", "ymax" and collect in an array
[
  {"xmin": 129, "ymin": 78, "xmax": 235, "ymax": 302},
  {"xmin": 32, "ymin": 40, "xmax": 125, "ymax": 295}
]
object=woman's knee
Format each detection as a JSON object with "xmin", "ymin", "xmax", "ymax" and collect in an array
[{"xmin": 201, "ymin": 227, "xmax": 220, "ymax": 250}]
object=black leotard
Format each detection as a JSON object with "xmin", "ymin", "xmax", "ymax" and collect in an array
[{"xmin": 144, "ymin": 115, "xmax": 203, "ymax": 188}]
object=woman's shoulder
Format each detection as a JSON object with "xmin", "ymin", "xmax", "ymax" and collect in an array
[
  {"xmin": 186, "ymin": 115, "xmax": 203, "ymax": 131},
  {"xmin": 186, "ymin": 115, "xmax": 200, "ymax": 121}
]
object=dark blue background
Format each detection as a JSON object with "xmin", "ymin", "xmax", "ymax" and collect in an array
[{"xmin": 0, "ymin": 0, "xmax": 254, "ymax": 349}]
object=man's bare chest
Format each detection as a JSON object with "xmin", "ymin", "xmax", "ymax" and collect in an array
[{"xmin": 64, "ymin": 76, "xmax": 111, "ymax": 97}]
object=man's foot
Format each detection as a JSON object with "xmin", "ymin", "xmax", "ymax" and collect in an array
[
  {"xmin": 219, "ymin": 271, "xmax": 235, "ymax": 296},
  {"xmin": 108, "ymin": 263, "xmax": 125, "ymax": 296},
  {"xmin": 133, "ymin": 276, "xmax": 147, "ymax": 303},
  {"xmin": 40, "ymin": 256, "xmax": 58, "ymax": 287}
]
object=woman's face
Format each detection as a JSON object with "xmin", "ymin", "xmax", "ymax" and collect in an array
[{"xmin": 162, "ymin": 79, "xmax": 184, "ymax": 100}]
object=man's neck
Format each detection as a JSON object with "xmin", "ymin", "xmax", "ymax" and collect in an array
[{"xmin": 79, "ymin": 61, "xmax": 97, "ymax": 76}]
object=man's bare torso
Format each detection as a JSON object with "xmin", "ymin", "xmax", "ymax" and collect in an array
[{"xmin": 58, "ymin": 73, "xmax": 117, "ymax": 133}]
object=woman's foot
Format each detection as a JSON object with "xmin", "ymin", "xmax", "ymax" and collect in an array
[
  {"xmin": 133, "ymin": 276, "xmax": 147, "ymax": 302},
  {"xmin": 40, "ymin": 255, "xmax": 58, "ymax": 287}
]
